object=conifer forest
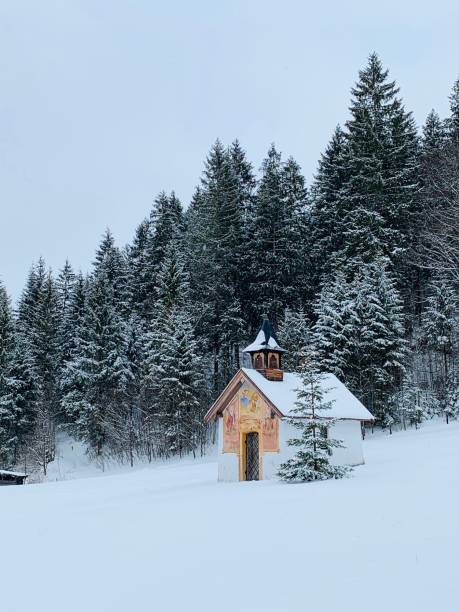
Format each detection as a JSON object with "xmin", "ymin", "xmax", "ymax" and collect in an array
[{"xmin": 2, "ymin": 53, "xmax": 459, "ymax": 473}]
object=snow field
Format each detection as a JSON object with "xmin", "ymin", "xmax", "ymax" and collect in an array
[{"xmin": 1, "ymin": 420, "xmax": 459, "ymax": 612}]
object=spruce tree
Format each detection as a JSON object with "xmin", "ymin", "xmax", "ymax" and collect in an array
[
  {"xmin": 314, "ymin": 259, "xmax": 406, "ymax": 423},
  {"xmin": 278, "ymin": 308, "xmax": 312, "ymax": 371},
  {"xmin": 62, "ymin": 271, "xmax": 133, "ymax": 458},
  {"xmin": 93, "ymin": 229, "xmax": 129, "ymax": 314},
  {"xmin": 16, "ymin": 260, "xmax": 60, "ymax": 472},
  {"xmin": 334, "ymin": 54, "xmax": 418, "ymax": 277},
  {"xmin": 249, "ymin": 145, "xmax": 308, "ymax": 324},
  {"xmin": 0, "ymin": 282, "xmax": 17, "ymax": 464},
  {"xmin": 126, "ymin": 218, "xmax": 152, "ymax": 317},
  {"xmin": 186, "ymin": 140, "xmax": 246, "ymax": 394},
  {"xmin": 143, "ymin": 247, "xmax": 208, "ymax": 457},
  {"xmin": 313, "ymin": 270, "xmax": 353, "ymax": 380},
  {"xmin": 422, "ymin": 110, "xmax": 447, "ymax": 157},
  {"xmin": 309, "ymin": 125, "xmax": 348, "ymax": 288},
  {"xmin": 447, "ymin": 76, "xmax": 459, "ymax": 142},
  {"xmin": 418, "ymin": 278, "xmax": 457, "ymax": 421},
  {"xmin": 278, "ymin": 352, "xmax": 350, "ymax": 482}
]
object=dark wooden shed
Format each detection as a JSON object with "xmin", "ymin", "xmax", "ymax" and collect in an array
[{"xmin": 0, "ymin": 470, "xmax": 28, "ymax": 486}]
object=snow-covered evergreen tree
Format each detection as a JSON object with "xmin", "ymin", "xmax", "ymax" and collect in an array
[
  {"xmin": 447, "ymin": 76, "xmax": 459, "ymax": 142},
  {"xmin": 186, "ymin": 140, "xmax": 246, "ymax": 394},
  {"xmin": 62, "ymin": 271, "xmax": 133, "ymax": 458},
  {"xmin": 143, "ymin": 248, "xmax": 208, "ymax": 457},
  {"xmin": 422, "ymin": 110, "xmax": 447, "ymax": 157},
  {"xmin": 15, "ymin": 260, "xmax": 60, "ymax": 473},
  {"xmin": 126, "ymin": 217, "xmax": 152, "ymax": 318},
  {"xmin": 309, "ymin": 125, "xmax": 348, "ymax": 288},
  {"xmin": 278, "ymin": 308, "xmax": 312, "ymax": 371},
  {"xmin": 0, "ymin": 282, "xmax": 17, "ymax": 464},
  {"xmin": 346, "ymin": 56, "xmax": 417, "ymax": 263},
  {"xmin": 419, "ymin": 278, "xmax": 457, "ymax": 368},
  {"xmin": 248, "ymin": 145, "xmax": 308, "ymax": 324},
  {"xmin": 313, "ymin": 270, "xmax": 353, "ymax": 380},
  {"xmin": 144, "ymin": 309, "xmax": 207, "ymax": 457},
  {"xmin": 278, "ymin": 352, "xmax": 350, "ymax": 482},
  {"xmin": 315, "ymin": 259, "xmax": 406, "ymax": 423}
]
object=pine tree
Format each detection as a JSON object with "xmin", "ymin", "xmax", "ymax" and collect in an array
[
  {"xmin": 143, "ymin": 247, "xmax": 208, "ymax": 457},
  {"xmin": 310, "ymin": 125, "xmax": 349, "ymax": 287},
  {"xmin": 15, "ymin": 260, "xmax": 60, "ymax": 473},
  {"xmin": 278, "ymin": 352, "xmax": 350, "ymax": 482},
  {"xmin": 149, "ymin": 191, "xmax": 184, "ymax": 268},
  {"xmin": 144, "ymin": 309, "xmax": 207, "ymax": 457},
  {"xmin": 249, "ymin": 145, "xmax": 308, "ymax": 324},
  {"xmin": 278, "ymin": 308, "xmax": 312, "ymax": 371},
  {"xmin": 352, "ymin": 259, "xmax": 407, "ymax": 420},
  {"xmin": 447, "ymin": 76, "xmax": 459, "ymax": 142},
  {"xmin": 126, "ymin": 217, "xmax": 152, "ymax": 317},
  {"xmin": 422, "ymin": 110, "xmax": 447, "ymax": 157},
  {"xmin": 418, "ymin": 278, "xmax": 457, "ymax": 421},
  {"xmin": 93, "ymin": 229, "xmax": 128, "ymax": 314},
  {"xmin": 313, "ymin": 270, "xmax": 353, "ymax": 380},
  {"xmin": 335, "ymin": 54, "xmax": 419, "ymax": 277},
  {"xmin": 0, "ymin": 340, "xmax": 38, "ymax": 467},
  {"xmin": 314, "ymin": 259, "xmax": 406, "ymax": 422},
  {"xmin": 62, "ymin": 271, "xmax": 133, "ymax": 458},
  {"xmin": 55, "ymin": 260, "xmax": 76, "ymax": 378},
  {"xmin": 229, "ymin": 140, "xmax": 257, "ymax": 328},
  {"xmin": 186, "ymin": 140, "xmax": 246, "ymax": 394},
  {"xmin": 131, "ymin": 191, "xmax": 185, "ymax": 320},
  {"xmin": 0, "ymin": 282, "xmax": 17, "ymax": 464},
  {"xmin": 155, "ymin": 242, "xmax": 190, "ymax": 312}
]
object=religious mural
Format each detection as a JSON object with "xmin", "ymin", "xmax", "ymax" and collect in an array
[
  {"xmin": 222, "ymin": 382, "xmax": 279, "ymax": 453},
  {"xmin": 223, "ymin": 397, "xmax": 239, "ymax": 453}
]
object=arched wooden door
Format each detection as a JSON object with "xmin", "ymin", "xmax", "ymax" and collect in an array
[{"xmin": 245, "ymin": 432, "xmax": 260, "ymax": 481}]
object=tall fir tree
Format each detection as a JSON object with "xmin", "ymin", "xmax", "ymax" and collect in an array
[
  {"xmin": 186, "ymin": 140, "xmax": 246, "ymax": 394},
  {"xmin": 278, "ymin": 351, "xmax": 350, "ymax": 482},
  {"xmin": 249, "ymin": 145, "xmax": 308, "ymax": 325},
  {"xmin": 337, "ymin": 53, "xmax": 419, "ymax": 273},
  {"xmin": 309, "ymin": 125, "xmax": 349, "ymax": 290},
  {"xmin": 278, "ymin": 308, "xmax": 312, "ymax": 371}
]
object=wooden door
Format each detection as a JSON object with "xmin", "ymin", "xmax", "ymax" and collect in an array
[{"xmin": 245, "ymin": 432, "xmax": 260, "ymax": 481}]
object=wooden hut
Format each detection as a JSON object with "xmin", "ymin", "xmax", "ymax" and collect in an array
[{"xmin": 0, "ymin": 470, "xmax": 28, "ymax": 486}]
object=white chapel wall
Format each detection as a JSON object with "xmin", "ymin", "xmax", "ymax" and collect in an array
[{"xmin": 217, "ymin": 417, "xmax": 239, "ymax": 481}]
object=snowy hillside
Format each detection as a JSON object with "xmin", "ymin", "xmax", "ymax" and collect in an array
[{"xmin": 2, "ymin": 422, "xmax": 459, "ymax": 612}]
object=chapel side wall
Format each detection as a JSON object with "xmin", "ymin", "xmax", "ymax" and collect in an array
[
  {"xmin": 329, "ymin": 420, "xmax": 364, "ymax": 466},
  {"xmin": 274, "ymin": 419, "xmax": 364, "ymax": 475},
  {"xmin": 217, "ymin": 417, "xmax": 239, "ymax": 481}
]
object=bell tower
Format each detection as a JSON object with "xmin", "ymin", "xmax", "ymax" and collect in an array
[{"xmin": 243, "ymin": 314, "xmax": 285, "ymax": 381}]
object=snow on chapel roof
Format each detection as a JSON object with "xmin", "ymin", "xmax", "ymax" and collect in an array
[
  {"xmin": 243, "ymin": 316, "xmax": 285, "ymax": 353},
  {"xmin": 241, "ymin": 368, "xmax": 374, "ymax": 421}
]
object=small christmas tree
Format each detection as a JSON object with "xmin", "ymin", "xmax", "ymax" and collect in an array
[{"xmin": 278, "ymin": 352, "xmax": 351, "ymax": 482}]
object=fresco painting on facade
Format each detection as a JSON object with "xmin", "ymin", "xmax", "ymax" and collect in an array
[
  {"xmin": 223, "ymin": 397, "xmax": 239, "ymax": 453},
  {"xmin": 223, "ymin": 380, "xmax": 281, "ymax": 456},
  {"xmin": 262, "ymin": 411, "xmax": 279, "ymax": 452}
]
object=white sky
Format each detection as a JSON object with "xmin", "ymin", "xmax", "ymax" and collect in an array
[{"xmin": 1, "ymin": 0, "xmax": 458, "ymax": 299}]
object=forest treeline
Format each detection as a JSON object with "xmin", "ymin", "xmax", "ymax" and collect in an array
[{"xmin": 1, "ymin": 53, "xmax": 459, "ymax": 473}]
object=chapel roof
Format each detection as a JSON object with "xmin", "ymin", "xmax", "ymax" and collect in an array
[
  {"xmin": 204, "ymin": 367, "xmax": 375, "ymax": 422},
  {"xmin": 241, "ymin": 368, "xmax": 374, "ymax": 420}
]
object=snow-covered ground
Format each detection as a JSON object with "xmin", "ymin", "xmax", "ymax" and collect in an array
[{"xmin": 2, "ymin": 421, "xmax": 459, "ymax": 612}]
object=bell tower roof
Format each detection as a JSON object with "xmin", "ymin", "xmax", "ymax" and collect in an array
[{"xmin": 243, "ymin": 315, "xmax": 285, "ymax": 354}]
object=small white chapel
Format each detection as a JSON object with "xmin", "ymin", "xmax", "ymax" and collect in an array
[{"xmin": 204, "ymin": 316, "xmax": 374, "ymax": 482}]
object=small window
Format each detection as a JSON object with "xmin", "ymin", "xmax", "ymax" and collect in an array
[
  {"xmin": 254, "ymin": 354, "xmax": 263, "ymax": 369},
  {"xmin": 269, "ymin": 354, "xmax": 278, "ymax": 369}
]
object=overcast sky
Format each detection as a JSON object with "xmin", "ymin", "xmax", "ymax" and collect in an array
[{"xmin": 1, "ymin": 0, "xmax": 458, "ymax": 299}]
